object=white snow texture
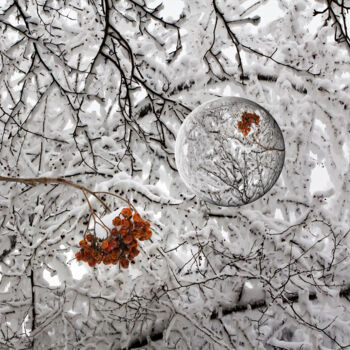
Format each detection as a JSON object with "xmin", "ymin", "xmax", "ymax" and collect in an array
[{"xmin": 0, "ymin": 0, "xmax": 349, "ymax": 349}]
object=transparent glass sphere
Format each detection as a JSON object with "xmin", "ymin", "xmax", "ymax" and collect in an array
[{"xmin": 175, "ymin": 97, "xmax": 285, "ymax": 207}]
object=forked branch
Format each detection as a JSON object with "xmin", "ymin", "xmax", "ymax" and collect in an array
[{"xmin": 0, "ymin": 175, "xmax": 152, "ymax": 268}]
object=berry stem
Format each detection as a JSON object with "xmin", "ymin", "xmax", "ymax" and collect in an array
[{"xmin": 0, "ymin": 176, "xmax": 133, "ymax": 212}]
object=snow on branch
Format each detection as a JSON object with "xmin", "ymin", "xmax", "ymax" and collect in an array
[{"xmin": 0, "ymin": 0, "xmax": 350, "ymax": 348}]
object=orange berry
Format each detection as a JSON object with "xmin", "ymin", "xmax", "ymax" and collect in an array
[
  {"xmin": 133, "ymin": 228, "xmax": 143, "ymax": 239},
  {"xmin": 96, "ymin": 252, "xmax": 103, "ymax": 262},
  {"xmin": 131, "ymin": 247, "xmax": 140, "ymax": 257},
  {"xmin": 133, "ymin": 212, "xmax": 142, "ymax": 223},
  {"xmin": 120, "ymin": 258, "xmax": 129, "ymax": 268},
  {"xmin": 134, "ymin": 221, "xmax": 143, "ymax": 229},
  {"xmin": 112, "ymin": 217, "xmax": 121, "ymax": 226},
  {"xmin": 103, "ymin": 255, "xmax": 111, "ymax": 265},
  {"xmin": 143, "ymin": 221, "xmax": 151, "ymax": 228},
  {"xmin": 107, "ymin": 240, "xmax": 117, "ymax": 251},
  {"xmin": 101, "ymin": 240, "xmax": 109, "ymax": 250},
  {"xmin": 120, "ymin": 227, "xmax": 128, "ymax": 237},
  {"xmin": 121, "ymin": 208, "xmax": 133, "ymax": 218},
  {"xmin": 139, "ymin": 229, "xmax": 152, "ymax": 240},
  {"xmin": 123, "ymin": 235, "xmax": 133, "ymax": 244},
  {"xmin": 110, "ymin": 249, "xmax": 121, "ymax": 260},
  {"xmin": 129, "ymin": 239, "xmax": 138, "ymax": 248},
  {"xmin": 121, "ymin": 218, "xmax": 130, "ymax": 228}
]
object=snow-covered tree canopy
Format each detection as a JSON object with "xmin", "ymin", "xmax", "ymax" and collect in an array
[{"xmin": 0, "ymin": 0, "xmax": 349, "ymax": 348}]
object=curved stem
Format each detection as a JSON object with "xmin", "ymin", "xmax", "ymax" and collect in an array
[
  {"xmin": 252, "ymin": 136, "xmax": 285, "ymax": 152},
  {"xmin": 0, "ymin": 176, "xmax": 131, "ymax": 212}
]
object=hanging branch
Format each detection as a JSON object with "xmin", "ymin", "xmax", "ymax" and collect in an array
[
  {"xmin": 0, "ymin": 175, "xmax": 152, "ymax": 268},
  {"xmin": 0, "ymin": 175, "xmax": 131, "ymax": 210}
]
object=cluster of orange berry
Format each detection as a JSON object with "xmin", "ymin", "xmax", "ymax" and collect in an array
[
  {"xmin": 237, "ymin": 111, "xmax": 260, "ymax": 136},
  {"xmin": 75, "ymin": 208, "xmax": 152, "ymax": 268}
]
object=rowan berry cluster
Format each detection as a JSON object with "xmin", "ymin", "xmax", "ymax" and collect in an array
[
  {"xmin": 75, "ymin": 208, "xmax": 152, "ymax": 268},
  {"xmin": 237, "ymin": 111, "xmax": 260, "ymax": 136}
]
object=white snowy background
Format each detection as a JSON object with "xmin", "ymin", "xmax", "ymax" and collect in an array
[{"xmin": 0, "ymin": 0, "xmax": 349, "ymax": 349}]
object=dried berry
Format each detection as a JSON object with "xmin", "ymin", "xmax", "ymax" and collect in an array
[
  {"xmin": 121, "ymin": 208, "xmax": 132, "ymax": 218},
  {"xmin": 75, "ymin": 208, "xmax": 152, "ymax": 268},
  {"xmin": 112, "ymin": 217, "xmax": 121, "ymax": 226},
  {"xmin": 238, "ymin": 111, "xmax": 260, "ymax": 136},
  {"xmin": 101, "ymin": 240, "xmax": 109, "ymax": 250}
]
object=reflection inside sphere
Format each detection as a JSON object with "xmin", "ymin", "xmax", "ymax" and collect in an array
[{"xmin": 175, "ymin": 97, "xmax": 285, "ymax": 207}]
